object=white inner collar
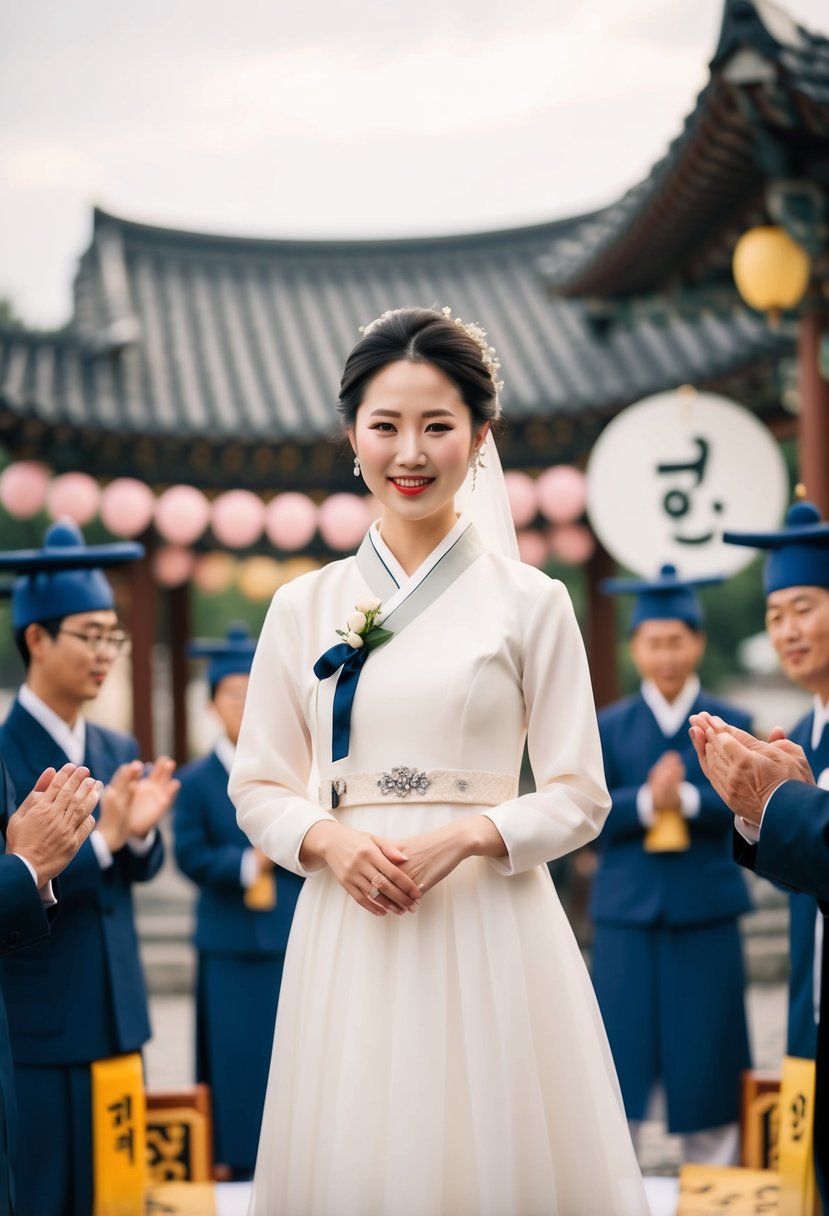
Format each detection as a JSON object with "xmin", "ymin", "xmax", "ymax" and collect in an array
[
  {"xmin": 641, "ymin": 675, "xmax": 701, "ymax": 739},
  {"xmin": 19, "ymin": 683, "xmax": 86, "ymax": 766},
  {"xmin": 214, "ymin": 734, "xmax": 236, "ymax": 773},
  {"xmin": 811, "ymin": 694, "xmax": 829, "ymax": 751}
]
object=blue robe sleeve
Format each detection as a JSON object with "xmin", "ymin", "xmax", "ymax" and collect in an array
[
  {"xmin": 115, "ymin": 830, "xmax": 165, "ymax": 884},
  {"xmin": 0, "ymin": 756, "xmax": 53, "ymax": 952},
  {"xmin": 734, "ymin": 780, "xmax": 829, "ymax": 908},
  {"xmin": 594, "ymin": 718, "xmax": 647, "ymax": 844},
  {"xmin": 0, "ymin": 854, "xmax": 52, "ymax": 954},
  {"xmin": 173, "ymin": 780, "xmax": 247, "ymax": 891}
]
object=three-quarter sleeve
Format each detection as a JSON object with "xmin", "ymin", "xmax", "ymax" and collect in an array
[
  {"xmin": 229, "ymin": 587, "xmax": 335, "ymax": 876},
  {"xmin": 483, "ymin": 577, "xmax": 610, "ymax": 875}
]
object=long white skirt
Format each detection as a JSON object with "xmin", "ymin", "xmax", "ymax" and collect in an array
[{"xmin": 249, "ymin": 805, "xmax": 648, "ymax": 1216}]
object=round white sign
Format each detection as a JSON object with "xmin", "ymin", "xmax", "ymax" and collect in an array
[{"xmin": 586, "ymin": 390, "xmax": 789, "ymax": 578}]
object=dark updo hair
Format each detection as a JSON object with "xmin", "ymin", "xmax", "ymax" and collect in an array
[{"xmin": 337, "ymin": 307, "xmax": 502, "ymax": 429}]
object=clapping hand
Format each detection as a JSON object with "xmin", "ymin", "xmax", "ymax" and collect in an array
[
  {"xmin": 7, "ymin": 763, "xmax": 100, "ymax": 886},
  {"xmin": 98, "ymin": 757, "xmax": 179, "ymax": 851},
  {"xmin": 689, "ymin": 712, "xmax": 814, "ymax": 825},
  {"xmin": 127, "ymin": 757, "xmax": 179, "ymax": 839}
]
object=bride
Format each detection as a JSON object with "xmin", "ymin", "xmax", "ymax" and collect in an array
[{"xmin": 230, "ymin": 306, "xmax": 648, "ymax": 1215}]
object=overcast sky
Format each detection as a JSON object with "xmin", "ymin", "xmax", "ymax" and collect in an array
[{"xmin": 2, "ymin": 0, "xmax": 827, "ymax": 328}]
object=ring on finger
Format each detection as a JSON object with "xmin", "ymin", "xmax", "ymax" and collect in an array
[{"xmin": 368, "ymin": 874, "xmax": 385, "ymax": 901}]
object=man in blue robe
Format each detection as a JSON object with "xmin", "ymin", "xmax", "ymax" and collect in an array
[
  {"xmin": 724, "ymin": 495, "xmax": 829, "ymax": 1063},
  {"xmin": 689, "ymin": 714, "xmax": 828, "ymax": 1208},
  {"xmin": 590, "ymin": 564, "xmax": 752, "ymax": 1165},
  {"xmin": 174, "ymin": 624, "xmax": 303, "ymax": 1179},
  {"xmin": 0, "ymin": 758, "xmax": 99, "ymax": 1216},
  {"xmin": 0, "ymin": 520, "xmax": 179, "ymax": 1216}
]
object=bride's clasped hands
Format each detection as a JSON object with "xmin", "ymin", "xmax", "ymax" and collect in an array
[
  {"xmin": 296, "ymin": 817, "xmax": 503, "ymax": 914},
  {"xmin": 299, "ymin": 819, "xmax": 422, "ymax": 915},
  {"xmin": 301, "ymin": 816, "xmax": 508, "ymax": 915}
]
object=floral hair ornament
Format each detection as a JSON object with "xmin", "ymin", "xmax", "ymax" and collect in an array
[
  {"xmin": 313, "ymin": 597, "xmax": 394, "ymax": 761},
  {"xmin": 358, "ymin": 306, "xmax": 504, "ymax": 404}
]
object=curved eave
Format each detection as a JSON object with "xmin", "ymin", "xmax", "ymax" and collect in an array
[
  {"xmin": 0, "ymin": 308, "xmax": 790, "ymax": 490},
  {"xmin": 542, "ymin": 0, "xmax": 829, "ymax": 298}
]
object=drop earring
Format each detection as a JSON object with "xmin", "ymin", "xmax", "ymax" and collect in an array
[
  {"xmin": 470, "ymin": 442, "xmax": 487, "ymax": 492},
  {"xmin": 353, "ymin": 454, "xmax": 361, "ymax": 478}
]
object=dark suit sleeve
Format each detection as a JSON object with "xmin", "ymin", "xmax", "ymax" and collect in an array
[
  {"xmin": 735, "ymin": 781, "xmax": 829, "ymax": 906},
  {"xmin": 594, "ymin": 718, "xmax": 650, "ymax": 845},
  {"xmin": 115, "ymin": 829, "xmax": 165, "ymax": 884},
  {"xmin": 0, "ymin": 757, "xmax": 52, "ymax": 953},
  {"xmin": 173, "ymin": 780, "xmax": 247, "ymax": 890},
  {"xmin": 0, "ymin": 854, "xmax": 52, "ymax": 954}
]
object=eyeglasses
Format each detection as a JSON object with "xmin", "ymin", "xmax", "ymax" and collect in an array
[{"xmin": 57, "ymin": 628, "xmax": 131, "ymax": 655}]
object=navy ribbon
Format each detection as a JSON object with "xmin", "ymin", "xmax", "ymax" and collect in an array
[{"xmin": 313, "ymin": 642, "xmax": 371, "ymax": 762}]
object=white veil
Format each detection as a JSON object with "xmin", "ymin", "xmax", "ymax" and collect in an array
[{"xmin": 455, "ymin": 436, "xmax": 519, "ymax": 561}]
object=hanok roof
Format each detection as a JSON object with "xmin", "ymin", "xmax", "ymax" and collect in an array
[
  {"xmin": 541, "ymin": 0, "xmax": 829, "ymax": 299},
  {"xmin": 0, "ymin": 205, "xmax": 786, "ymax": 488}
]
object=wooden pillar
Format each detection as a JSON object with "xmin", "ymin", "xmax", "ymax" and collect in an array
[
  {"xmin": 125, "ymin": 551, "xmax": 156, "ymax": 758},
  {"xmin": 586, "ymin": 541, "xmax": 619, "ymax": 710},
  {"xmin": 169, "ymin": 582, "xmax": 191, "ymax": 765},
  {"xmin": 799, "ymin": 309, "xmax": 829, "ymax": 518}
]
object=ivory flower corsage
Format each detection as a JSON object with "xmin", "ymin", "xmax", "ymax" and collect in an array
[{"xmin": 335, "ymin": 597, "xmax": 393, "ymax": 651}]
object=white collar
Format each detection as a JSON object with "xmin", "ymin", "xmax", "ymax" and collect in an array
[
  {"xmin": 641, "ymin": 675, "xmax": 701, "ymax": 739},
  {"xmin": 213, "ymin": 735, "xmax": 236, "ymax": 774},
  {"xmin": 18, "ymin": 684, "xmax": 86, "ymax": 767},
  {"xmin": 369, "ymin": 514, "xmax": 472, "ymax": 619},
  {"xmin": 811, "ymin": 695, "xmax": 829, "ymax": 752}
]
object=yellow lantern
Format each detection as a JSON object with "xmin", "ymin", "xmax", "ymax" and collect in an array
[
  {"xmin": 193, "ymin": 550, "xmax": 236, "ymax": 596},
  {"xmin": 280, "ymin": 556, "xmax": 319, "ymax": 584},
  {"xmin": 732, "ymin": 225, "xmax": 811, "ymax": 320},
  {"xmin": 237, "ymin": 556, "xmax": 283, "ymax": 601}
]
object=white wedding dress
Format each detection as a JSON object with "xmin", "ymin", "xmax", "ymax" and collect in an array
[{"xmin": 231, "ymin": 517, "xmax": 648, "ymax": 1216}]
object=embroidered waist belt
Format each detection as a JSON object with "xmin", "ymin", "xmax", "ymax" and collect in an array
[{"xmin": 319, "ymin": 767, "xmax": 517, "ymax": 811}]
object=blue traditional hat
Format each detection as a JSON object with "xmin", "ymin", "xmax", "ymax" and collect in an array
[
  {"xmin": 188, "ymin": 622, "xmax": 257, "ymax": 690},
  {"xmin": 601, "ymin": 563, "xmax": 723, "ymax": 632},
  {"xmin": 0, "ymin": 520, "xmax": 143, "ymax": 630},
  {"xmin": 723, "ymin": 494, "xmax": 829, "ymax": 595}
]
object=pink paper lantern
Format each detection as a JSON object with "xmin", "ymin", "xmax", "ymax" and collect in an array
[
  {"xmin": 536, "ymin": 465, "xmax": 587, "ymax": 524},
  {"xmin": 47, "ymin": 472, "xmax": 100, "ymax": 525},
  {"xmin": 0, "ymin": 461, "xmax": 50, "ymax": 519},
  {"xmin": 265, "ymin": 493, "xmax": 318, "ymax": 551},
  {"xmin": 193, "ymin": 551, "xmax": 236, "ymax": 595},
  {"xmin": 517, "ymin": 530, "xmax": 547, "ymax": 568},
  {"xmin": 504, "ymin": 471, "xmax": 538, "ymax": 528},
  {"xmin": 548, "ymin": 524, "xmax": 596, "ymax": 566},
  {"xmin": 153, "ymin": 545, "xmax": 195, "ymax": 587},
  {"xmin": 211, "ymin": 490, "xmax": 266, "ymax": 549},
  {"xmin": 100, "ymin": 478, "xmax": 156, "ymax": 539},
  {"xmin": 155, "ymin": 484, "xmax": 210, "ymax": 546},
  {"xmin": 317, "ymin": 494, "xmax": 372, "ymax": 551}
]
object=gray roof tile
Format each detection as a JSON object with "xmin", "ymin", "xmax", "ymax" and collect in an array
[{"xmin": 0, "ymin": 206, "xmax": 786, "ymax": 485}]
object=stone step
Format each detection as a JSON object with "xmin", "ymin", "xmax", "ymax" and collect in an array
[
  {"xmin": 136, "ymin": 911, "xmax": 194, "ymax": 943},
  {"xmin": 140, "ymin": 939, "xmax": 196, "ymax": 996},
  {"xmin": 742, "ymin": 906, "xmax": 789, "ymax": 937},
  {"xmin": 744, "ymin": 934, "xmax": 790, "ymax": 984}
]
